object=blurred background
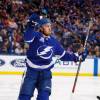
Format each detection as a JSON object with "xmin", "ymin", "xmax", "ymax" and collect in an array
[{"xmin": 0, "ymin": 0, "xmax": 100, "ymax": 58}]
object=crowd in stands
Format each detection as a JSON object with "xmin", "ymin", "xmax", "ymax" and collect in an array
[{"xmin": 0, "ymin": 0, "xmax": 100, "ymax": 57}]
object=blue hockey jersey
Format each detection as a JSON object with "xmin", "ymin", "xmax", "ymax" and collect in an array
[{"xmin": 24, "ymin": 27, "xmax": 79, "ymax": 70}]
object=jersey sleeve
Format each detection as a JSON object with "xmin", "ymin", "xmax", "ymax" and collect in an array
[
  {"xmin": 24, "ymin": 26, "xmax": 38, "ymax": 43},
  {"xmin": 54, "ymin": 38, "xmax": 66, "ymax": 58},
  {"xmin": 54, "ymin": 38, "xmax": 79, "ymax": 62},
  {"xmin": 60, "ymin": 52, "xmax": 79, "ymax": 62}
]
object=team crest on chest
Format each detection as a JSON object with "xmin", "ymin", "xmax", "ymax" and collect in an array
[{"xmin": 37, "ymin": 45, "xmax": 53, "ymax": 59}]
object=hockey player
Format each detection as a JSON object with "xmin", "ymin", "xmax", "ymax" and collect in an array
[{"xmin": 18, "ymin": 17, "xmax": 88, "ymax": 100}]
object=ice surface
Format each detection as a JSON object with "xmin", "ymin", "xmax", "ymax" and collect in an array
[{"xmin": 0, "ymin": 75, "xmax": 100, "ymax": 100}]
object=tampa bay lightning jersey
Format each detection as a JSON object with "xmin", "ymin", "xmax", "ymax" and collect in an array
[{"xmin": 24, "ymin": 26, "xmax": 79, "ymax": 70}]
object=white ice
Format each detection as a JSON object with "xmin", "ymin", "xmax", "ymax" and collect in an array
[{"xmin": 0, "ymin": 75, "xmax": 100, "ymax": 100}]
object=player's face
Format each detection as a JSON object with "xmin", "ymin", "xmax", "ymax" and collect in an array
[{"xmin": 41, "ymin": 23, "xmax": 52, "ymax": 36}]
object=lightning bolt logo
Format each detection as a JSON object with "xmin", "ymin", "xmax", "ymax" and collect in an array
[
  {"xmin": 37, "ymin": 45, "xmax": 53, "ymax": 59},
  {"xmin": 38, "ymin": 46, "xmax": 52, "ymax": 56}
]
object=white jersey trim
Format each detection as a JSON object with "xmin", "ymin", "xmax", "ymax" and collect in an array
[
  {"xmin": 56, "ymin": 51, "xmax": 66, "ymax": 59},
  {"xmin": 25, "ymin": 37, "xmax": 35, "ymax": 43},
  {"xmin": 26, "ymin": 58, "xmax": 54, "ymax": 69}
]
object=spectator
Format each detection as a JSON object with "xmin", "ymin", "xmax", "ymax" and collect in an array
[{"xmin": 0, "ymin": 0, "xmax": 99, "ymax": 57}]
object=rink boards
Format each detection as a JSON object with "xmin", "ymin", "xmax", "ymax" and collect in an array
[{"xmin": 0, "ymin": 55, "xmax": 99, "ymax": 76}]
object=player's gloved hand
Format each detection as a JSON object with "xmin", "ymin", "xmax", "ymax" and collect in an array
[
  {"xmin": 79, "ymin": 48, "xmax": 88, "ymax": 62},
  {"xmin": 27, "ymin": 13, "xmax": 40, "ymax": 26}
]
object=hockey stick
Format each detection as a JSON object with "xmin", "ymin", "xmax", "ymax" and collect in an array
[
  {"xmin": 72, "ymin": 20, "xmax": 92, "ymax": 93},
  {"xmin": 70, "ymin": 20, "xmax": 93, "ymax": 100},
  {"xmin": 71, "ymin": 0, "xmax": 94, "ymax": 98}
]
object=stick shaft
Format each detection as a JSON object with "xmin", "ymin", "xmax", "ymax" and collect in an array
[
  {"xmin": 71, "ymin": 0, "xmax": 94, "ymax": 95},
  {"xmin": 72, "ymin": 59, "xmax": 82, "ymax": 93},
  {"xmin": 72, "ymin": 20, "xmax": 92, "ymax": 93}
]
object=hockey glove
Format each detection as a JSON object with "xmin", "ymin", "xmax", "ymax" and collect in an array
[
  {"xmin": 79, "ymin": 48, "xmax": 88, "ymax": 62},
  {"xmin": 27, "ymin": 13, "xmax": 40, "ymax": 27}
]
